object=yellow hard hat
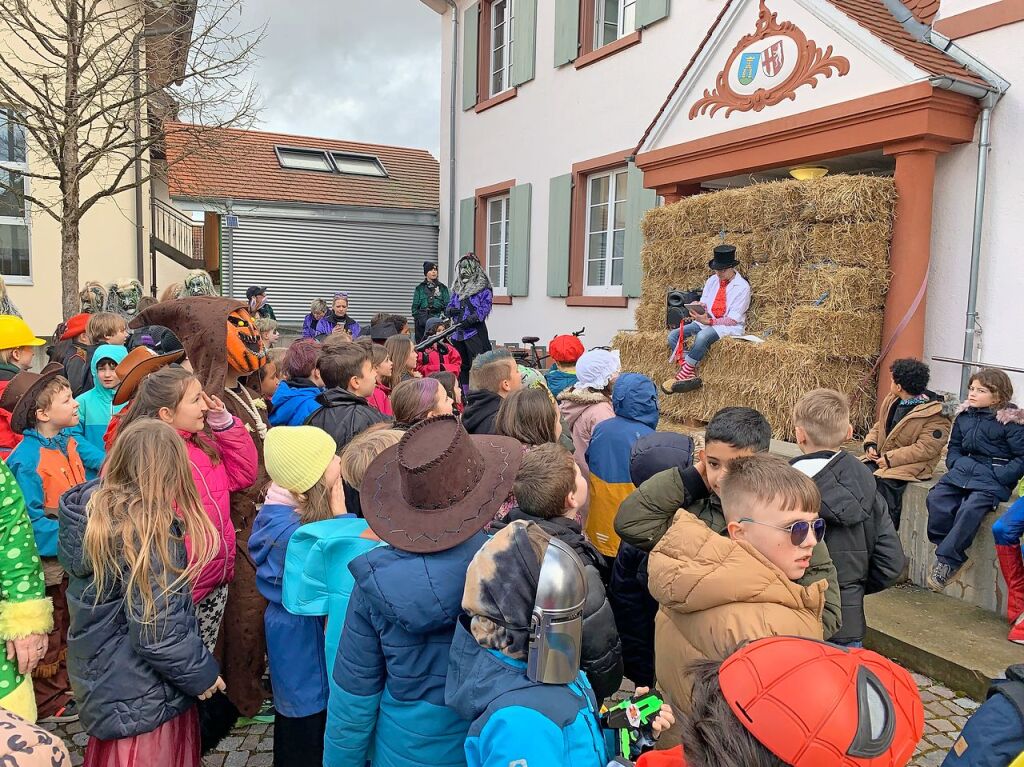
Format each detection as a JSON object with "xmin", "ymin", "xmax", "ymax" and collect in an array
[{"xmin": 0, "ymin": 316, "xmax": 45, "ymax": 350}]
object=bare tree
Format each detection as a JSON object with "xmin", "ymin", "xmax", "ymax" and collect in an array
[{"xmin": 0, "ymin": 0, "xmax": 261, "ymax": 318}]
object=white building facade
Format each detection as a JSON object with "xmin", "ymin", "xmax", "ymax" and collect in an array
[{"xmin": 429, "ymin": 0, "xmax": 1024, "ymax": 395}]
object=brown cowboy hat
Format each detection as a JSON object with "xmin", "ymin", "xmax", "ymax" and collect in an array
[
  {"xmin": 1, "ymin": 363, "xmax": 66, "ymax": 435},
  {"xmin": 112, "ymin": 346, "xmax": 186, "ymax": 407},
  {"xmin": 360, "ymin": 415, "xmax": 523, "ymax": 554}
]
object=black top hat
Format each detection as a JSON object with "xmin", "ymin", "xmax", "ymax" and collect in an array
[
  {"xmin": 708, "ymin": 245, "xmax": 739, "ymax": 271},
  {"xmin": 369, "ymin": 322, "xmax": 400, "ymax": 343},
  {"xmin": 245, "ymin": 286, "xmax": 267, "ymax": 300}
]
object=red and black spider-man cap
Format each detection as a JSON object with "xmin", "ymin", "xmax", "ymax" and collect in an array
[{"xmin": 718, "ymin": 637, "xmax": 924, "ymax": 767}]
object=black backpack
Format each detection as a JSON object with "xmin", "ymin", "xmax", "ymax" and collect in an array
[{"xmin": 942, "ymin": 665, "xmax": 1024, "ymax": 766}]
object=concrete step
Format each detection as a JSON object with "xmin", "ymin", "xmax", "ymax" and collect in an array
[{"xmin": 864, "ymin": 583, "xmax": 1022, "ymax": 700}]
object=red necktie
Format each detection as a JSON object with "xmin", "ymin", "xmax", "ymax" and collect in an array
[{"xmin": 711, "ymin": 278, "xmax": 729, "ymax": 319}]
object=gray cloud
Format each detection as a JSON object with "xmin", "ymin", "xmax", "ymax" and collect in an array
[{"xmin": 240, "ymin": 0, "xmax": 441, "ymax": 156}]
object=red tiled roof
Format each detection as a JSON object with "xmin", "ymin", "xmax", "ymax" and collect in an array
[
  {"xmin": 828, "ymin": 0, "xmax": 987, "ymax": 86},
  {"xmin": 902, "ymin": 0, "xmax": 940, "ymax": 25},
  {"xmin": 165, "ymin": 123, "xmax": 439, "ymax": 211}
]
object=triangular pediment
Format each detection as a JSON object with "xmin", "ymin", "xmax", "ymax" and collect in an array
[{"xmin": 641, "ymin": 0, "xmax": 941, "ymax": 153}]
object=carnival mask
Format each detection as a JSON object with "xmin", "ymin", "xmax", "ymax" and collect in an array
[{"xmin": 226, "ymin": 308, "xmax": 267, "ymax": 373}]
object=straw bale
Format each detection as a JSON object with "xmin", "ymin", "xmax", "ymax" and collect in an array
[
  {"xmin": 613, "ymin": 331, "xmax": 675, "ymax": 382},
  {"xmin": 744, "ymin": 303, "xmax": 790, "ymax": 339},
  {"xmin": 806, "ymin": 222, "xmax": 891, "ymax": 269},
  {"xmin": 794, "ymin": 265, "xmax": 890, "ymax": 311},
  {"xmin": 704, "ymin": 179, "xmax": 805, "ymax": 233},
  {"xmin": 746, "ymin": 225, "xmax": 807, "ymax": 265},
  {"xmin": 747, "ymin": 262, "xmax": 798, "ymax": 309},
  {"xmin": 800, "ymin": 175, "xmax": 897, "ymax": 224},
  {"xmin": 787, "ymin": 307, "xmax": 884, "ymax": 359},
  {"xmin": 634, "ymin": 300, "xmax": 664, "ymax": 333}
]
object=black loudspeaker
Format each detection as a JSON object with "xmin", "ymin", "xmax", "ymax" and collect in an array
[{"xmin": 666, "ymin": 289, "xmax": 702, "ymax": 329}]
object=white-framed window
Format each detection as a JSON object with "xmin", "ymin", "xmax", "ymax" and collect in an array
[
  {"xmin": 584, "ymin": 167, "xmax": 628, "ymax": 295},
  {"xmin": 490, "ymin": 0, "xmax": 515, "ymax": 97},
  {"xmin": 486, "ymin": 194, "xmax": 510, "ymax": 294},
  {"xmin": 595, "ymin": 0, "xmax": 637, "ymax": 48},
  {"xmin": 0, "ymin": 109, "xmax": 30, "ymax": 284}
]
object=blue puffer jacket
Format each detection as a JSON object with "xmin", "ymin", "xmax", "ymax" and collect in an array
[
  {"xmin": 269, "ymin": 378, "xmax": 324, "ymax": 427},
  {"xmin": 59, "ymin": 481, "xmax": 219, "ymax": 740},
  {"xmin": 326, "ymin": 532, "xmax": 487, "ymax": 767},
  {"xmin": 445, "ymin": 617, "xmax": 611, "ymax": 767},
  {"xmin": 248, "ymin": 489, "xmax": 329, "ymax": 718},
  {"xmin": 940, "ymin": 403, "xmax": 1024, "ymax": 502}
]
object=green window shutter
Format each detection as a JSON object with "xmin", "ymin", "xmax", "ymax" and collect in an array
[
  {"xmin": 553, "ymin": 0, "xmax": 580, "ymax": 67},
  {"xmin": 512, "ymin": 0, "xmax": 538, "ymax": 86},
  {"xmin": 547, "ymin": 174, "xmax": 573, "ymax": 297},
  {"xmin": 459, "ymin": 196, "xmax": 476, "ymax": 257},
  {"xmin": 635, "ymin": 0, "xmax": 670, "ymax": 29},
  {"xmin": 508, "ymin": 183, "xmax": 532, "ymax": 296},
  {"xmin": 462, "ymin": 3, "xmax": 480, "ymax": 111},
  {"xmin": 623, "ymin": 163, "xmax": 657, "ymax": 298}
]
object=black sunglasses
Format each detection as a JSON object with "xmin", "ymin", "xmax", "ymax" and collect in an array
[{"xmin": 738, "ymin": 517, "xmax": 826, "ymax": 546}]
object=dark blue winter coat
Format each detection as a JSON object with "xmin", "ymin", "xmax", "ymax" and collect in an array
[
  {"xmin": 445, "ymin": 617, "xmax": 611, "ymax": 767},
  {"xmin": 326, "ymin": 532, "xmax": 487, "ymax": 767},
  {"xmin": 941, "ymin": 403, "xmax": 1024, "ymax": 502},
  {"xmin": 249, "ymin": 493, "xmax": 329, "ymax": 718},
  {"xmin": 59, "ymin": 481, "xmax": 220, "ymax": 741},
  {"xmin": 269, "ymin": 378, "xmax": 324, "ymax": 427}
]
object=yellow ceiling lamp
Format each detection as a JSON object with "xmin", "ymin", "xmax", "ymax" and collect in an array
[{"xmin": 789, "ymin": 166, "xmax": 829, "ymax": 181}]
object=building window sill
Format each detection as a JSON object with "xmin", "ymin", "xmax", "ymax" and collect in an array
[
  {"xmin": 566, "ymin": 295, "xmax": 628, "ymax": 308},
  {"xmin": 493, "ymin": 294, "xmax": 513, "ymax": 305},
  {"xmin": 475, "ymin": 88, "xmax": 518, "ymax": 114},
  {"xmin": 2, "ymin": 275, "xmax": 32, "ymax": 286},
  {"xmin": 574, "ymin": 31, "xmax": 642, "ymax": 70}
]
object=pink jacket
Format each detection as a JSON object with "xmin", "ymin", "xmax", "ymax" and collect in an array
[
  {"xmin": 367, "ymin": 383, "xmax": 393, "ymax": 417},
  {"xmin": 180, "ymin": 413, "xmax": 259, "ymax": 603},
  {"xmin": 558, "ymin": 389, "xmax": 615, "ymax": 476}
]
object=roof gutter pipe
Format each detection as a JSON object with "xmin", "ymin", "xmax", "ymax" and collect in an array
[
  {"xmin": 446, "ymin": 0, "xmax": 459, "ymax": 286},
  {"xmin": 880, "ymin": 0, "xmax": 1009, "ymax": 398}
]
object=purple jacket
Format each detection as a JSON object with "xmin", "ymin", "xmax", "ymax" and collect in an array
[
  {"xmin": 447, "ymin": 289, "xmax": 492, "ymax": 342},
  {"xmin": 314, "ymin": 312, "xmax": 361, "ymax": 339}
]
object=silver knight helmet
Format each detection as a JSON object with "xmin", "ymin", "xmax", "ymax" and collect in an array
[{"xmin": 526, "ymin": 536, "xmax": 587, "ymax": 685}]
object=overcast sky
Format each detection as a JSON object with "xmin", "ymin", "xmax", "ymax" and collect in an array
[{"xmin": 239, "ymin": 0, "xmax": 442, "ymax": 157}]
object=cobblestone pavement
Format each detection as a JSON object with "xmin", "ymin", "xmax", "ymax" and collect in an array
[{"xmin": 40, "ymin": 672, "xmax": 976, "ymax": 766}]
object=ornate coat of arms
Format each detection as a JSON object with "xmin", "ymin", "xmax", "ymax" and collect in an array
[{"xmin": 690, "ymin": 0, "xmax": 850, "ymax": 119}]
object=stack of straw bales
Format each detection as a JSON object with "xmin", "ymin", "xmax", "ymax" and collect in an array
[{"xmin": 616, "ymin": 174, "xmax": 896, "ymax": 439}]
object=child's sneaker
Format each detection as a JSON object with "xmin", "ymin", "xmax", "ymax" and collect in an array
[
  {"xmin": 926, "ymin": 561, "xmax": 962, "ymax": 592},
  {"xmin": 39, "ymin": 699, "xmax": 78, "ymax": 724}
]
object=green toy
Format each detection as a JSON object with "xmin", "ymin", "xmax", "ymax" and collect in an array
[{"xmin": 601, "ymin": 688, "xmax": 665, "ymax": 762}]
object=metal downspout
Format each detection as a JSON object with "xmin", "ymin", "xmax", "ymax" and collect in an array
[
  {"xmin": 960, "ymin": 98, "xmax": 994, "ymax": 397},
  {"xmin": 133, "ymin": 39, "xmax": 146, "ymax": 289},
  {"xmin": 446, "ymin": 0, "xmax": 459, "ymax": 286}
]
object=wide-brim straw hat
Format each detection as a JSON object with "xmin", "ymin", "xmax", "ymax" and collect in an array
[
  {"xmin": 2, "ymin": 363, "xmax": 65, "ymax": 434},
  {"xmin": 360, "ymin": 415, "xmax": 523, "ymax": 554},
  {"xmin": 112, "ymin": 346, "xmax": 186, "ymax": 406}
]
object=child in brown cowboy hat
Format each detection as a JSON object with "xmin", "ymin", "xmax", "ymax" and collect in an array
[{"xmin": 325, "ymin": 415, "xmax": 522, "ymax": 767}]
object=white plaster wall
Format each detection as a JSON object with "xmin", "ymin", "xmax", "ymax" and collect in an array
[
  {"xmin": 928, "ymin": 21, "xmax": 1024, "ymax": 397},
  {"xmin": 935, "ymin": 0, "xmax": 993, "ymax": 19}
]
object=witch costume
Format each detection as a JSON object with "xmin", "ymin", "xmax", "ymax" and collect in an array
[{"xmin": 446, "ymin": 255, "xmax": 493, "ymax": 388}]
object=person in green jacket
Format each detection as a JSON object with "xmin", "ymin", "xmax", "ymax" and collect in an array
[
  {"xmin": 614, "ymin": 406, "xmax": 843, "ymax": 640},
  {"xmin": 412, "ymin": 262, "xmax": 450, "ymax": 342}
]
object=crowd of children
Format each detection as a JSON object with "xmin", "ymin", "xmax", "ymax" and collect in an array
[{"xmin": 0, "ymin": 270, "xmax": 1020, "ymax": 767}]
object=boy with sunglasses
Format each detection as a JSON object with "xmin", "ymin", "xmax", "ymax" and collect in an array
[
  {"xmin": 615, "ymin": 406, "xmax": 842, "ymax": 639},
  {"xmin": 791, "ymin": 389, "xmax": 906, "ymax": 648},
  {"xmin": 647, "ymin": 454, "xmax": 830, "ymax": 734}
]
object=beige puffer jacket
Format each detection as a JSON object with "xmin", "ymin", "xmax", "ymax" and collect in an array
[{"xmin": 648, "ymin": 511, "xmax": 827, "ymax": 717}]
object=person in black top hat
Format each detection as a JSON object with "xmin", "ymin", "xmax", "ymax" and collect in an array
[
  {"xmin": 662, "ymin": 244, "xmax": 751, "ymax": 395},
  {"xmin": 246, "ymin": 286, "xmax": 276, "ymax": 320},
  {"xmin": 411, "ymin": 262, "xmax": 450, "ymax": 342}
]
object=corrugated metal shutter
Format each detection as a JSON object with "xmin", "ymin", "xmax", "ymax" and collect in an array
[{"xmin": 224, "ymin": 215, "xmax": 438, "ymax": 329}]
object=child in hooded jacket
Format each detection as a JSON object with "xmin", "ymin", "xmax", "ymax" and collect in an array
[
  {"xmin": 59, "ymin": 419, "xmax": 224, "ymax": 767},
  {"xmin": 585, "ymin": 373, "xmax": 661, "ymax": 561},
  {"xmin": 117, "ymin": 366, "xmax": 258, "ymax": 650},
  {"xmin": 415, "ymin": 317, "xmax": 462, "ymax": 378},
  {"xmin": 249, "ymin": 426, "xmax": 346, "ymax": 767},
  {"xmin": 927, "ymin": 368, "xmax": 1024, "ymax": 597},
  {"xmin": 70, "ymin": 344, "xmax": 128, "ymax": 479},
  {"xmin": 269, "ymin": 339, "xmax": 323, "ymax": 427},
  {"xmin": 0, "ymin": 316, "xmax": 46, "ymax": 459},
  {"xmin": 545, "ymin": 333, "xmax": 584, "ymax": 397},
  {"xmin": 366, "ymin": 343, "xmax": 394, "ymax": 416}
]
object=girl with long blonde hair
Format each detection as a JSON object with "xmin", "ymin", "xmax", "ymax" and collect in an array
[{"xmin": 60, "ymin": 419, "xmax": 224, "ymax": 766}]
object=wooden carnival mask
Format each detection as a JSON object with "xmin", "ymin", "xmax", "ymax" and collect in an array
[{"xmin": 226, "ymin": 308, "xmax": 267, "ymax": 374}]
